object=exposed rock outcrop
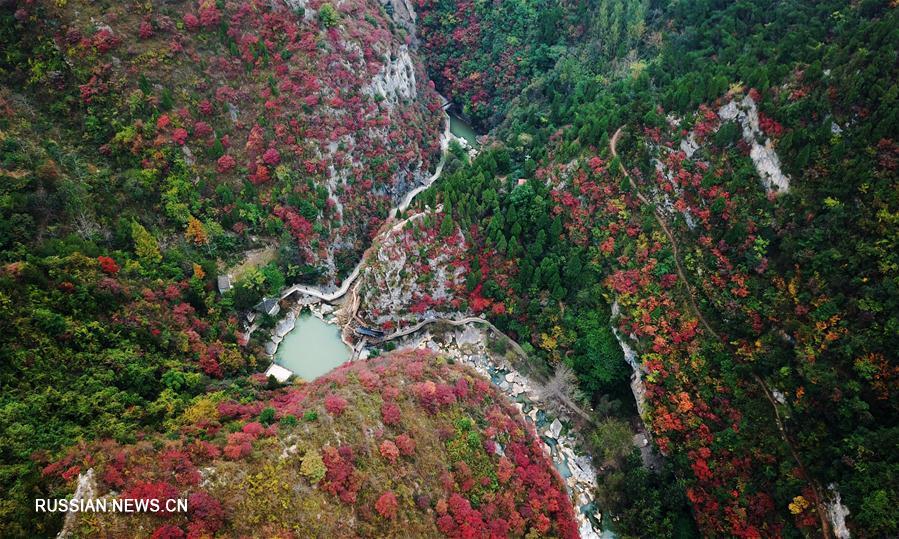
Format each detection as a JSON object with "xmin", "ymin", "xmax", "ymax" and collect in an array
[
  {"xmin": 718, "ymin": 95, "xmax": 791, "ymax": 194},
  {"xmin": 367, "ymin": 45, "xmax": 417, "ymax": 105}
]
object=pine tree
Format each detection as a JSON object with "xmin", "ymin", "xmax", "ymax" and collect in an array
[
  {"xmin": 131, "ymin": 222, "xmax": 161, "ymax": 263},
  {"xmin": 507, "ymin": 236, "xmax": 521, "ymax": 257},
  {"xmin": 439, "ymin": 214, "xmax": 454, "ymax": 237},
  {"xmin": 550, "ymin": 215, "xmax": 563, "ymax": 241},
  {"xmin": 496, "ymin": 235, "xmax": 508, "ymax": 254}
]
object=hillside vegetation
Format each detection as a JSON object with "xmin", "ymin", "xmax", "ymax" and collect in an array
[
  {"xmin": 0, "ymin": 0, "xmax": 440, "ymax": 534},
  {"xmin": 412, "ymin": 0, "xmax": 898, "ymax": 536},
  {"xmin": 0, "ymin": 0, "xmax": 896, "ymax": 536},
  {"xmin": 45, "ymin": 349, "xmax": 579, "ymax": 538}
]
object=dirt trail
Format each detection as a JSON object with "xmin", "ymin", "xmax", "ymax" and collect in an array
[{"xmin": 610, "ymin": 127, "xmax": 832, "ymax": 538}]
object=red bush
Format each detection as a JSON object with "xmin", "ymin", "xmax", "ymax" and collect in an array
[
  {"xmin": 321, "ymin": 446, "xmax": 362, "ymax": 503},
  {"xmin": 172, "ymin": 128, "xmax": 188, "ymax": 145},
  {"xmin": 241, "ymin": 422, "xmax": 265, "ymax": 437},
  {"xmin": 395, "ymin": 434, "xmax": 415, "ymax": 457},
  {"xmin": 188, "ymin": 490, "xmax": 224, "ymax": 531},
  {"xmin": 375, "ymin": 491, "xmax": 398, "ymax": 519},
  {"xmin": 123, "ymin": 481, "xmax": 180, "ymax": 514},
  {"xmin": 381, "ymin": 402, "xmax": 401, "ymax": 425},
  {"xmin": 262, "ymin": 148, "xmax": 281, "ymax": 166},
  {"xmin": 379, "ymin": 440, "xmax": 399, "ymax": 463},
  {"xmin": 183, "ymin": 13, "xmax": 199, "ymax": 31},
  {"xmin": 324, "ymin": 395, "xmax": 348, "ymax": 416},
  {"xmin": 97, "ymin": 256, "xmax": 119, "ymax": 275},
  {"xmin": 151, "ymin": 525, "xmax": 184, "ymax": 539},
  {"xmin": 223, "ymin": 432, "xmax": 253, "ymax": 460},
  {"xmin": 216, "ymin": 154, "xmax": 236, "ymax": 173},
  {"xmin": 139, "ymin": 20, "xmax": 154, "ymax": 40}
]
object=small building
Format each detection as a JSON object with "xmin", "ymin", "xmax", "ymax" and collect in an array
[
  {"xmin": 355, "ymin": 326, "xmax": 386, "ymax": 338},
  {"xmin": 255, "ymin": 297, "xmax": 280, "ymax": 317},
  {"xmin": 217, "ymin": 274, "xmax": 233, "ymax": 294},
  {"xmin": 264, "ymin": 363, "xmax": 293, "ymax": 383},
  {"xmin": 516, "ymin": 178, "xmax": 527, "ymax": 186}
]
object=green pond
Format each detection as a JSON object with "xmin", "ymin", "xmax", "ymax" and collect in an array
[
  {"xmin": 275, "ymin": 314, "xmax": 351, "ymax": 380},
  {"xmin": 449, "ymin": 113, "xmax": 479, "ymax": 147}
]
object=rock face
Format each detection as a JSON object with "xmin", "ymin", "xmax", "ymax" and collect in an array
[
  {"xmin": 367, "ymin": 46, "xmax": 417, "ymax": 106},
  {"xmin": 611, "ymin": 301, "xmax": 645, "ymax": 414},
  {"xmin": 611, "ymin": 301, "xmax": 663, "ymax": 470},
  {"xmin": 282, "ymin": 0, "xmax": 311, "ymax": 19},
  {"xmin": 57, "ymin": 469, "xmax": 97, "ymax": 539},
  {"xmin": 680, "ymin": 133, "xmax": 699, "ymax": 158},
  {"xmin": 380, "ymin": 0, "xmax": 417, "ymax": 33},
  {"xmin": 356, "ymin": 216, "xmax": 469, "ymax": 330},
  {"xmin": 718, "ymin": 95, "xmax": 791, "ymax": 194},
  {"xmin": 826, "ymin": 484, "xmax": 852, "ymax": 539}
]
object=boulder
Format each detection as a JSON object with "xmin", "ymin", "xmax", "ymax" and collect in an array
[{"xmin": 549, "ymin": 418, "xmax": 563, "ymax": 439}]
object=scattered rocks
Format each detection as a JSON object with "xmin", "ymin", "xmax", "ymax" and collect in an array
[{"xmin": 382, "ymin": 324, "xmax": 606, "ymax": 537}]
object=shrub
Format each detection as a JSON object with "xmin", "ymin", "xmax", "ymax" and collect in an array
[
  {"xmin": 151, "ymin": 525, "xmax": 184, "ymax": 539},
  {"xmin": 395, "ymin": 434, "xmax": 415, "ymax": 457},
  {"xmin": 379, "ymin": 440, "xmax": 399, "ymax": 464},
  {"xmin": 300, "ymin": 449, "xmax": 326, "ymax": 483},
  {"xmin": 375, "ymin": 491, "xmax": 398, "ymax": 519},
  {"xmin": 324, "ymin": 395, "xmax": 347, "ymax": 417},
  {"xmin": 318, "ymin": 4, "xmax": 339, "ymax": 28},
  {"xmin": 97, "ymin": 256, "xmax": 119, "ymax": 274},
  {"xmin": 381, "ymin": 402, "xmax": 401, "ymax": 425},
  {"xmin": 216, "ymin": 154, "xmax": 236, "ymax": 173},
  {"xmin": 258, "ymin": 407, "xmax": 276, "ymax": 426}
]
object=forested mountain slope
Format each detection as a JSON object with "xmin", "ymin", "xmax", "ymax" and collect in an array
[
  {"xmin": 0, "ymin": 0, "xmax": 441, "ymax": 534},
  {"xmin": 0, "ymin": 0, "xmax": 896, "ymax": 537},
  {"xmin": 414, "ymin": 0, "xmax": 898, "ymax": 536},
  {"xmin": 44, "ymin": 349, "xmax": 580, "ymax": 538}
]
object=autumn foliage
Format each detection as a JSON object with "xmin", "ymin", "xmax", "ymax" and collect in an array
[{"xmin": 46, "ymin": 350, "xmax": 578, "ymax": 537}]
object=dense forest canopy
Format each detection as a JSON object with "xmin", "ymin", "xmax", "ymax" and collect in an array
[{"xmin": 416, "ymin": 0, "xmax": 898, "ymax": 536}]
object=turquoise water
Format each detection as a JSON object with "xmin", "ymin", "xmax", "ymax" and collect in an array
[
  {"xmin": 275, "ymin": 314, "xmax": 351, "ymax": 381},
  {"xmin": 449, "ymin": 113, "xmax": 479, "ymax": 146}
]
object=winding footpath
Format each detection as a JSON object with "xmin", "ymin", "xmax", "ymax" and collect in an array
[
  {"xmin": 278, "ymin": 109, "xmax": 452, "ymax": 304},
  {"xmin": 610, "ymin": 127, "xmax": 833, "ymax": 539}
]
